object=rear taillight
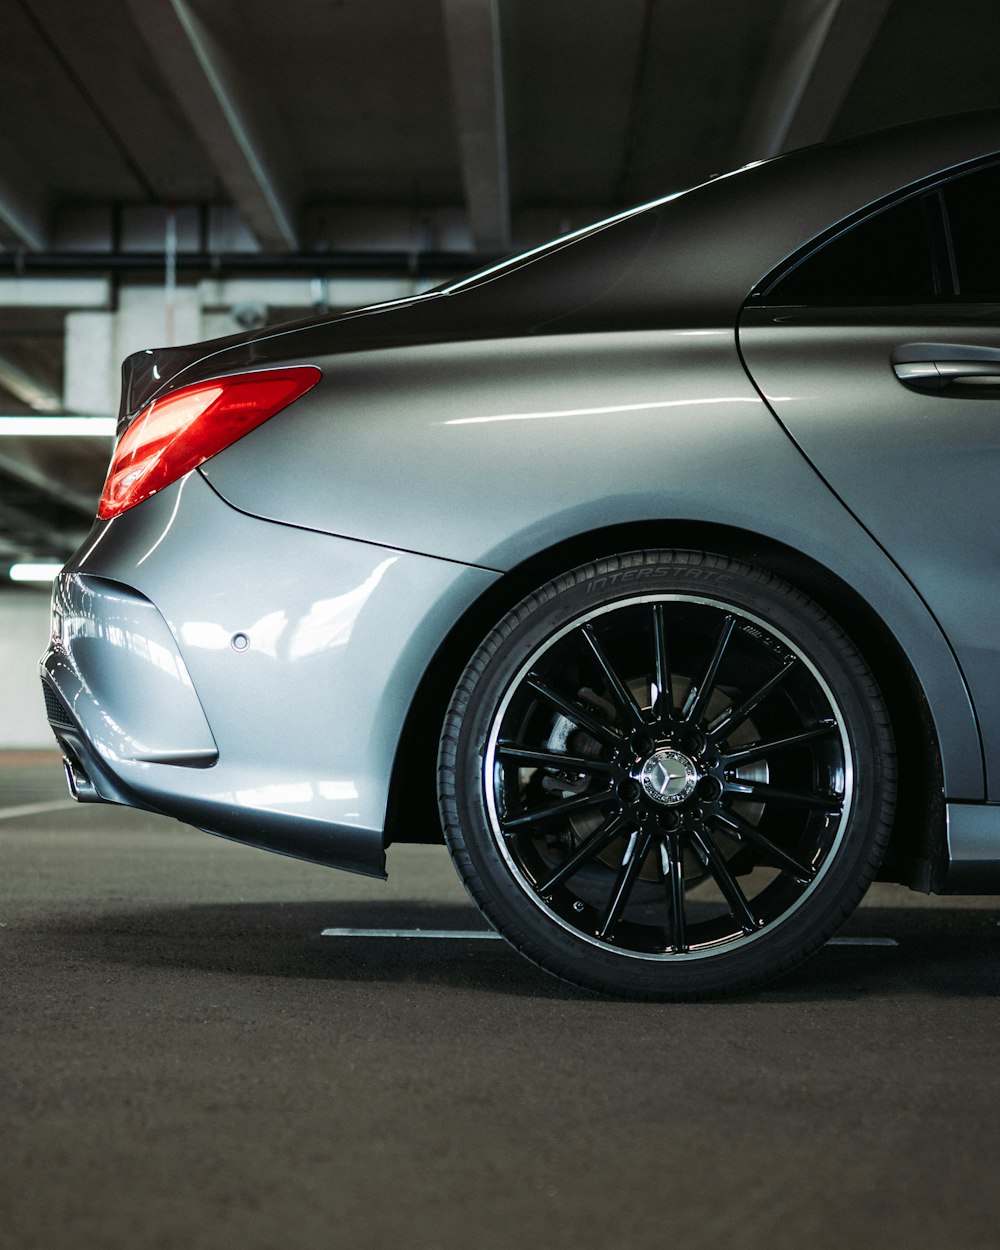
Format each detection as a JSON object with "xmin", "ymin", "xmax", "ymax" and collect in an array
[{"xmin": 97, "ymin": 365, "xmax": 322, "ymax": 520}]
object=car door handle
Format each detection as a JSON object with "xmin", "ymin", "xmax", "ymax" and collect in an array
[
  {"xmin": 893, "ymin": 352, "xmax": 1000, "ymax": 394},
  {"xmin": 894, "ymin": 360, "xmax": 1000, "ymax": 389}
]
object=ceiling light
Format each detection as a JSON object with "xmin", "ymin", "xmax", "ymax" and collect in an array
[
  {"xmin": 9, "ymin": 562, "xmax": 63, "ymax": 582},
  {"xmin": 0, "ymin": 416, "xmax": 115, "ymax": 436}
]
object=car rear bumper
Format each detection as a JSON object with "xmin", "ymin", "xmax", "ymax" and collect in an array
[{"xmin": 39, "ymin": 470, "xmax": 498, "ymax": 877}]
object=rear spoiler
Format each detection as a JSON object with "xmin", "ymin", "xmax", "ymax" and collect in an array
[{"xmin": 117, "ymin": 344, "xmax": 207, "ymax": 436}]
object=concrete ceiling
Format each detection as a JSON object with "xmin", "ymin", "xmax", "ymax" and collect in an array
[{"xmin": 2, "ymin": 0, "xmax": 1000, "ymax": 576}]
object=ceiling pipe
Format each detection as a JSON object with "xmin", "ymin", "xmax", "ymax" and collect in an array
[{"xmin": 0, "ymin": 249, "xmax": 505, "ymax": 278}]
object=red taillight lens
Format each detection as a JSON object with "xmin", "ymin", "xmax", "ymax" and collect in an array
[{"xmin": 97, "ymin": 365, "xmax": 322, "ymax": 520}]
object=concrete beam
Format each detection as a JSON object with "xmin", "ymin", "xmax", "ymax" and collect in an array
[
  {"xmin": 0, "ymin": 135, "xmax": 50, "ymax": 251},
  {"xmin": 442, "ymin": 0, "xmax": 511, "ymax": 251},
  {"xmin": 0, "ymin": 277, "xmax": 110, "ymax": 309},
  {"xmin": 126, "ymin": 0, "xmax": 299, "ymax": 250},
  {"xmin": 0, "ymin": 532, "xmax": 31, "ymax": 559},
  {"xmin": 0, "ymin": 354, "xmax": 61, "ymax": 414},
  {"xmin": 197, "ymin": 276, "xmax": 424, "ymax": 312},
  {"xmin": 0, "ymin": 494, "xmax": 86, "ymax": 555},
  {"xmin": 0, "ymin": 443, "xmax": 104, "ymax": 516},
  {"xmin": 739, "ymin": 0, "xmax": 892, "ymax": 161}
]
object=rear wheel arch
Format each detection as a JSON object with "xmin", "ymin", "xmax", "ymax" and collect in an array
[{"xmin": 384, "ymin": 520, "xmax": 945, "ymax": 890}]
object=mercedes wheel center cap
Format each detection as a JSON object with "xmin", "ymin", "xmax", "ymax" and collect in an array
[{"xmin": 639, "ymin": 748, "xmax": 699, "ymax": 806}]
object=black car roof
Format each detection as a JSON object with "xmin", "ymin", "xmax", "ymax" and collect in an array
[{"xmin": 456, "ymin": 107, "xmax": 1000, "ymax": 329}]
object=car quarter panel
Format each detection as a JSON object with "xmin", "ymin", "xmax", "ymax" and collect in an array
[
  {"xmin": 198, "ymin": 327, "xmax": 983, "ymax": 799},
  {"xmin": 199, "ymin": 330, "xmax": 827, "ymax": 566}
]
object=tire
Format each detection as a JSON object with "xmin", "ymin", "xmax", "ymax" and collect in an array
[{"xmin": 437, "ymin": 551, "xmax": 896, "ymax": 999}]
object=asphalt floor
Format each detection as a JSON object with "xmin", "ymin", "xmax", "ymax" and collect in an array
[{"xmin": 3, "ymin": 750, "xmax": 1000, "ymax": 1250}]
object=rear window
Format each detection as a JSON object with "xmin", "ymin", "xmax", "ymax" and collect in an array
[
  {"xmin": 943, "ymin": 162, "xmax": 1000, "ymax": 299},
  {"xmin": 768, "ymin": 195, "xmax": 935, "ymax": 303},
  {"xmin": 764, "ymin": 157, "xmax": 1000, "ymax": 306}
]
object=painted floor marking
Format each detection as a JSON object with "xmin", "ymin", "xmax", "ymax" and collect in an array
[
  {"xmin": 0, "ymin": 799, "xmax": 77, "ymax": 821},
  {"xmin": 321, "ymin": 927, "xmax": 503, "ymax": 940},
  {"xmin": 321, "ymin": 927, "xmax": 897, "ymax": 947}
]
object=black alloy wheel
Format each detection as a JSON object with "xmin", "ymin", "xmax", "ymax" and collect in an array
[{"xmin": 438, "ymin": 552, "xmax": 896, "ymax": 999}]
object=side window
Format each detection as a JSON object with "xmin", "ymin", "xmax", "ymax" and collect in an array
[
  {"xmin": 767, "ymin": 195, "xmax": 935, "ymax": 303},
  {"xmin": 942, "ymin": 162, "xmax": 1000, "ymax": 300}
]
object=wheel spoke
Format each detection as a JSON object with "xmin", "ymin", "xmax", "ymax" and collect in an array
[
  {"xmin": 723, "ymin": 779, "xmax": 843, "ymax": 812},
  {"xmin": 535, "ymin": 810, "xmax": 632, "ymax": 894},
  {"xmin": 597, "ymin": 826, "xmax": 657, "ymax": 940},
  {"xmin": 581, "ymin": 624, "xmax": 648, "ymax": 733},
  {"xmin": 720, "ymin": 721, "xmax": 837, "ymax": 768},
  {"xmin": 682, "ymin": 613, "xmax": 736, "ymax": 726},
  {"xmin": 652, "ymin": 603, "xmax": 674, "ymax": 723},
  {"xmin": 525, "ymin": 674, "xmax": 624, "ymax": 746},
  {"xmin": 501, "ymin": 786, "xmax": 618, "ymax": 831},
  {"xmin": 707, "ymin": 657, "xmax": 798, "ymax": 740},
  {"xmin": 691, "ymin": 827, "xmax": 758, "ymax": 934},
  {"xmin": 710, "ymin": 808, "xmax": 816, "ymax": 883},
  {"xmin": 662, "ymin": 832, "xmax": 686, "ymax": 951},
  {"xmin": 496, "ymin": 742, "xmax": 620, "ymax": 776}
]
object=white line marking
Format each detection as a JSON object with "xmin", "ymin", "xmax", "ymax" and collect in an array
[
  {"xmin": 0, "ymin": 799, "xmax": 77, "ymax": 821},
  {"xmin": 321, "ymin": 928, "xmax": 502, "ymax": 940},
  {"xmin": 320, "ymin": 929, "xmax": 898, "ymax": 947}
]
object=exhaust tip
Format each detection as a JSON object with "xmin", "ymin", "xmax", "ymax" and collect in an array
[{"xmin": 62, "ymin": 754, "xmax": 101, "ymax": 804}]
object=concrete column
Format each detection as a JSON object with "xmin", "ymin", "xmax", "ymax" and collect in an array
[
  {"xmin": 64, "ymin": 311, "xmax": 117, "ymax": 416},
  {"xmin": 65, "ymin": 286, "xmax": 203, "ymax": 416}
]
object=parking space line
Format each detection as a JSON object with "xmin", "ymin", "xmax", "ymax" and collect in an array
[
  {"xmin": 0, "ymin": 800, "xmax": 77, "ymax": 821},
  {"xmin": 321, "ymin": 928, "xmax": 502, "ymax": 940},
  {"xmin": 320, "ymin": 928, "xmax": 898, "ymax": 946}
]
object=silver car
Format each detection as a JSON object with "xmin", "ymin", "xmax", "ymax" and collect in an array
[{"xmin": 41, "ymin": 110, "xmax": 1000, "ymax": 998}]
